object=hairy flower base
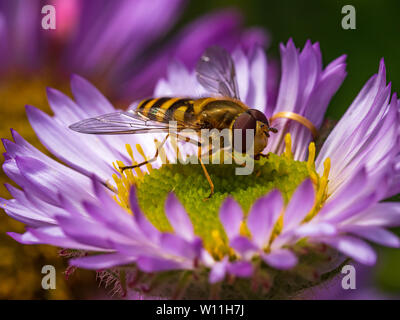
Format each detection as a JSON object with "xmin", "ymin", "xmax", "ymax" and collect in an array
[{"xmin": 96, "ymin": 245, "xmax": 346, "ymax": 299}]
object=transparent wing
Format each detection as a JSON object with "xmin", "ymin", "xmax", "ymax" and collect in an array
[
  {"xmin": 196, "ymin": 46, "xmax": 240, "ymax": 100},
  {"xmin": 69, "ymin": 110, "xmax": 180, "ymax": 135}
]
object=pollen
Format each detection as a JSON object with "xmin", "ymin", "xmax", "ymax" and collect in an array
[{"xmin": 111, "ymin": 133, "xmax": 331, "ymax": 260}]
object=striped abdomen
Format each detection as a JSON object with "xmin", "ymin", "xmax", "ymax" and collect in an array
[
  {"xmin": 136, "ymin": 97, "xmax": 196, "ymax": 124},
  {"xmin": 136, "ymin": 97, "xmax": 248, "ymax": 129}
]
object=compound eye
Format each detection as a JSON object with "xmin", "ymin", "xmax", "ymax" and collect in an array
[
  {"xmin": 247, "ymin": 109, "xmax": 269, "ymax": 126},
  {"xmin": 232, "ymin": 112, "xmax": 257, "ymax": 153}
]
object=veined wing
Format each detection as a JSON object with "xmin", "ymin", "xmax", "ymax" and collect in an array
[
  {"xmin": 69, "ymin": 110, "xmax": 195, "ymax": 135},
  {"xmin": 196, "ymin": 46, "xmax": 240, "ymax": 100}
]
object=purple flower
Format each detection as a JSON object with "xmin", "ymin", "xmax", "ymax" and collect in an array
[
  {"xmin": 0, "ymin": 0, "xmax": 267, "ymax": 100},
  {"xmin": 2, "ymin": 39, "xmax": 400, "ymax": 299}
]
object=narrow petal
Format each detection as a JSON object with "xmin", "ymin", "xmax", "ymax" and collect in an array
[
  {"xmin": 230, "ymin": 236, "xmax": 258, "ymax": 259},
  {"xmin": 348, "ymin": 202, "xmax": 400, "ymax": 227},
  {"xmin": 246, "ymin": 46, "xmax": 267, "ymax": 111},
  {"xmin": 227, "ymin": 261, "xmax": 253, "ymax": 278},
  {"xmin": 283, "ymin": 179, "xmax": 315, "ymax": 231},
  {"xmin": 219, "ymin": 197, "xmax": 243, "ymax": 240},
  {"xmin": 165, "ymin": 193, "xmax": 194, "ymax": 241},
  {"xmin": 160, "ymin": 233, "xmax": 202, "ymax": 260},
  {"xmin": 321, "ymin": 236, "xmax": 377, "ymax": 265},
  {"xmin": 70, "ymin": 253, "xmax": 135, "ymax": 269},
  {"xmin": 209, "ymin": 258, "xmax": 228, "ymax": 284},
  {"xmin": 295, "ymin": 222, "xmax": 337, "ymax": 238},
  {"xmin": 137, "ymin": 256, "xmax": 185, "ymax": 272},
  {"xmin": 129, "ymin": 186, "xmax": 161, "ymax": 243},
  {"xmin": 340, "ymin": 225, "xmax": 400, "ymax": 248},
  {"xmin": 261, "ymin": 249, "xmax": 298, "ymax": 270},
  {"xmin": 70, "ymin": 74, "xmax": 114, "ymax": 114},
  {"xmin": 247, "ymin": 189, "xmax": 283, "ymax": 248}
]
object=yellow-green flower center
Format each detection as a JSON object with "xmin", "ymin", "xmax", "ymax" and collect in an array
[{"xmin": 111, "ymin": 134, "xmax": 331, "ymax": 259}]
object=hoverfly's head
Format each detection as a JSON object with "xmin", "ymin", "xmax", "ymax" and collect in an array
[{"xmin": 232, "ymin": 109, "xmax": 278, "ymax": 155}]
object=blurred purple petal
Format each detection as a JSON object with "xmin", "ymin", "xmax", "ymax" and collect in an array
[
  {"xmin": 262, "ymin": 249, "xmax": 298, "ymax": 270},
  {"xmin": 230, "ymin": 236, "xmax": 258, "ymax": 259},
  {"xmin": 227, "ymin": 261, "xmax": 253, "ymax": 278},
  {"xmin": 341, "ymin": 225, "xmax": 400, "ymax": 248},
  {"xmin": 165, "ymin": 193, "xmax": 195, "ymax": 241},
  {"xmin": 283, "ymin": 179, "xmax": 315, "ymax": 231},
  {"xmin": 129, "ymin": 186, "xmax": 161, "ymax": 243},
  {"xmin": 70, "ymin": 253, "xmax": 136, "ymax": 269},
  {"xmin": 247, "ymin": 189, "xmax": 283, "ymax": 248},
  {"xmin": 321, "ymin": 236, "xmax": 377, "ymax": 266},
  {"xmin": 160, "ymin": 233, "xmax": 202, "ymax": 260},
  {"xmin": 219, "ymin": 197, "xmax": 243, "ymax": 240},
  {"xmin": 209, "ymin": 258, "xmax": 228, "ymax": 284},
  {"xmin": 137, "ymin": 256, "xmax": 184, "ymax": 272}
]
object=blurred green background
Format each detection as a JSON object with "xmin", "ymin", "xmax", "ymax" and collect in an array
[{"xmin": 183, "ymin": 0, "xmax": 400, "ymax": 295}]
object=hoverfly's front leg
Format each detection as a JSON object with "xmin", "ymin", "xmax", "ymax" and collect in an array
[
  {"xmin": 229, "ymin": 151, "xmax": 247, "ymax": 167},
  {"xmin": 119, "ymin": 134, "xmax": 169, "ymax": 172}
]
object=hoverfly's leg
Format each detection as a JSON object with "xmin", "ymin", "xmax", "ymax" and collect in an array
[
  {"xmin": 119, "ymin": 134, "xmax": 169, "ymax": 172},
  {"xmin": 198, "ymin": 146, "xmax": 214, "ymax": 201},
  {"xmin": 170, "ymin": 133, "xmax": 202, "ymax": 147},
  {"xmin": 227, "ymin": 150, "xmax": 246, "ymax": 167},
  {"xmin": 171, "ymin": 133, "xmax": 215, "ymax": 200}
]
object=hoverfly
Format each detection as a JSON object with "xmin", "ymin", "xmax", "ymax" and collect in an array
[{"xmin": 69, "ymin": 46, "xmax": 278, "ymax": 199}]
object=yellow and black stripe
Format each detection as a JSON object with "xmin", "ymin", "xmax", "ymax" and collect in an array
[{"xmin": 136, "ymin": 97, "xmax": 195, "ymax": 124}]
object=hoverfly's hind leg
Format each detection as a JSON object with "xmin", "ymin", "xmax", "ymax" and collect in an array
[{"xmin": 119, "ymin": 134, "xmax": 169, "ymax": 172}]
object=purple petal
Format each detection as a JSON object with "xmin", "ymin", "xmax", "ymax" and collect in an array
[
  {"xmin": 137, "ymin": 256, "xmax": 184, "ymax": 272},
  {"xmin": 119, "ymin": 9, "xmax": 268, "ymax": 100},
  {"xmin": 160, "ymin": 233, "xmax": 202, "ymax": 260},
  {"xmin": 227, "ymin": 261, "xmax": 253, "ymax": 278},
  {"xmin": 232, "ymin": 49, "xmax": 249, "ymax": 102},
  {"xmin": 316, "ymin": 60, "xmax": 390, "ymax": 186},
  {"xmin": 247, "ymin": 189, "xmax": 283, "ymax": 248},
  {"xmin": 261, "ymin": 249, "xmax": 298, "ymax": 270},
  {"xmin": 230, "ymin": 236, "xmax": 258, "ymax": 259},
  {"xmin": 0, "ymin": 185, "xmax": 55, "ymax": 227},
  {"xmin": 340, "ymin": 225, "xmax": 400, "ymax": 248},
  {"xmin": 90, "ymin": 178, "xmax": 141, "ymax": 237},
  {"xmin": 56, "ymin": 214, "xmax": 115, "ymax": 250},
  {"xmin": 165, "ymin": 193, "xmax": 194, "ymax": 241},
  {"xmin": 317, "ymin": 167, "xmax": 367, "ymax": 221},
  {"xmin": 294, "ymin": 222, "xmax": 337, "ymax": 238},
  {"xmin": 129, "ymin": 186, "xmax": 161, "ymax": 242},
  {"xmin": 274, "ymin": 39, "xmax": 299, "ymax": 114},
  {"xmin": 219, "ymin": 197, "xmax": 243, "ymax": 240},
  {"xmin": 70, "ymin": 253, "xmax": 135, "ymax": 269},
  {"xmin": 25, "ymin": 104, "xmax": 117, "ymax": 182},
  {"xmin": 350, "ymin": 202, "xmax": 400, "ymax": 227},
  {"xmin": 283, "ymin": 179, "xmax": 315, "ymax": 231},
  {"xmin": 7, "ymin": 230, "xmax": 41, "ymax": 245},
  {"xmin": 70, "ymin": 74, "xmax": 114, "ymax": 114},
  {"xmin": 13, "ymin": 155, "xmax": 92, "ymax": 206},
  {"xmin": 246, "ymin": 46, "xmax": 267, "ymax": 111},
  {"xmin": 321, "ymin": 236, "xmax": 377, "ymax": 265},
  {"xmin": 9, "ymin": 226, "xmax": 104, "ymax": 251},
  {"xmin": 209, "ymin": 258, "xmax": 228, "ymax": 284}
]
